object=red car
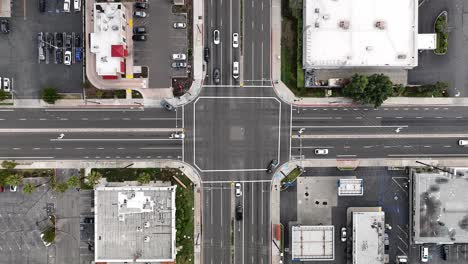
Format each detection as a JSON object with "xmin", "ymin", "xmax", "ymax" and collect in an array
[{"xmin": 0, "ymin": 186, "xmax": 4, "ymax": 192}]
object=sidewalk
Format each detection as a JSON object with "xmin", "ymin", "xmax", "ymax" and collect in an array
[
  {"xmin": 6, "ymin": 98, "xmax": 150, "ymax": 108},
  {"xmin": 11, "ymin": 159, "xmax": 202, "ymax": 264}
]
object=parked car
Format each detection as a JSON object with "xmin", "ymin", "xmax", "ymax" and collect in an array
[
  {"xmin": 38, "ymin": 0, "xmax": 46, "ymax": 12},
  {"xmin": 9, "ymin": 185, "xmax": 17, "ymax": 192},
  {"xmin": 232, "ymin": 32, "xmax": 239, "ymax": 48},
  {"xmin": 173, "ymin": 22, "xmax": 186, "ymax": 29},
  {"xmin": 63, "ymin": 0, "xmax": 71, "ymax": 12},
  {"xmin": 171, "ymin": 62, "xmax": 187, "ymax": 68},
  {"xmin": 204, "ymin": 47, "xmax": 210, "ymax": 62},
  {"xmin": 235, "ymin": 204, "xmax": 243, "ymax": 220},
  {"xmin": 459, "ymin": 139, "xmax": 468, "ymax": 146},
  {"xmin": 314, "ymin": 148, "xmax": 329, "ymax": 155},
  {"xmin": 135, "ymin": 2, "xmax": 148, "ymax": 9},
  {"xmin": 65, "ymin": 34, "xmax": 72, "ymax": 48},
  {"xmin": 235, "ymin": 182, "xmax": 242, "ymax": 197},
  {"xmin": 134, "ymin": 11, "xmax": 147, "ymax": 17},
  {"xmin": 232, "ymin": 61, "xmax": 239, "ymax": 79},
  {"xmin": 56, "ymin": 49, "xmax": 63, "ymax": 64},
  {"xmin": 1, "ymin": 19, "xmax": 9, "ymax": 34},
  {"xmin": 267, "ymin": 159, "xmax": 278, "ymax": 173},
  {"xmin": 75, "ymin": 47, "xmax": 82, "ymax": 62},
  {"xmin": 83, "ymin": 217, "xmax": 94, "ymax": 224},
  {"xmin": 56, "ymin": 33, "xmax": 63, "ymax": 47},
  {"xmin": 213, "ymin": 29, "xmax": 220, "ymax": 44},
  {"xmin": 74, "ymin": 0, "xmax": 81, "ymax": 11},
  {"xmin": 0, "ymin": 186, "xmax": 3, "ymax": 192},
  {"xmin": 2, "ymin": 78, "xmax": 10, "ymax": 92},
  {"xmin": 213, "ymin": 68, "xmax": 220, "ymax": 84},
  {"xmin": 64, "ymin": 50, "xmax": 72, "ymax": 66},
  {"xmin": 341, "ymin": 227, "xmax": 347, "ymax": 242},
  {"xmin": 132, "ymin": 34, "xmax": 147, "ymax": 41},
  {"xmin": 74, "ymin": 34, "xmax": 81, "ymax": 47},
  {"xmin": 133, "ymin": 26, "xmax": 146, "ymax": 34},
  {"xmin": 172, "ymin": 53, "xmax": 186, "ymax": 60},
  {"xmin": 421, "ymin": 246, "xmax": 429, "ymax": 262}
]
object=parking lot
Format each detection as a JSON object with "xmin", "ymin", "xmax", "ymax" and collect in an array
[
  {"xmin": 132, "ymin": 1, "xmax": 188, "ymax": 89},
  {"xmin": 280, "ymin": 167, "xmax": 410, "ymax": 264},
  {"xmin": 0, "ymin": 0, "xmax": 83, "ymax": 99}
]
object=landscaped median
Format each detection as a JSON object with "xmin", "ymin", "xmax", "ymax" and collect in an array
[
  {"xmin": 434, "ymin": 11, "xmax": 448, "ymax": 55},
  {"xmin": 280, "ymin": 166, "xmax": 302, "ymax": 190}
]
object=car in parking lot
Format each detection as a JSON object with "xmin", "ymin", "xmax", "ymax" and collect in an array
[
  {"xmin": 64, "ymin": 51, "xmax": 72, "ymax": 66},
  {"xmin": 421, "ymin": 246, "xmax": 429, "ymax": 262},
  {"xmin": 315, "ymin": 148, "xmax": 328, "ymax": 155},
  {"xmin": 63, "ymin": 0, "xmax": 71, "ymax": 12},
  {"xmin": 341, "ymin": 227, "xmax": 347, "ymax": 242},
  {"xmin": 74, "ymin": 0, "xmax": 81, "ymax": 11},
  {"xmin": 65, "ymin": 34, "xmax": 72, "ymax": 48},
  {"xmin": 75, "ymin": 47, "xmax": 82, "ymax": 62},
  {"xmin": 171, "ymin": 62, "xmax": 187, "ymax": 68},
  {"xmin": 38, "ymin": 0, "xmax": 46, "ymax": 12},
  {"xmin": 1, "ymin": 19, "xmax": 9, "ymax": 34},
  {"xmin": 173, "ymin": 22, "xmax": 186, "ymax": 29},
  {"xmin": 132, "ymin": 34, "xmax": 147, "ymax": 41},
  {"xmin": 133, "ymin": 26, "xmax": 146, "ymax": 34},
  {"xmin": 9, "ymin": 185, "xmax": 17, "ymax": 192},
  {"xmin": 235, "ymin": 204, "xmax": 243, "ymax": 220},
  {"xmin": 213, "ymin": 68, "xmax": 220, "ymax": 84},
  {"xmin": 2, "ymin": 78, "xmax": 10, "ymax": 92},
  {"xmin": 267, "ymin": 159, "xmax": 278, "ymax": 173},
  {"xmin": 235, "ymin": 182, "xmax": 242, "ymax": 197},
  {"xmin": 172, "ymin": 53, "xmax": 186, "ymax": 60},
  {"xmin": 213, "ymin": 30, "xmax": 220, "ymax": 44},
  {"xmin": 232, "ymin": 33, "xmax": 239, "ymax": 48},
  {"xmin": 135, "ymin": 2, "xmax": 148, "ymax": 9},
  {"xmin": 134, "ymin": 11, "xmax": 147, "ymax": 18},
  {"xmin": 56, "ymin": 33, "xmax": 63, "ymax": 47},
  {"xmin": 56, "ymin": 49, "xmax": 63, "ymax": 64},
  {"xmin": 204, "ymin": 47, "xmax": 210, "ymax": 62},
  {"xmin": 232, "ymin": 61, "xmax": 239, "ymax": 79}
]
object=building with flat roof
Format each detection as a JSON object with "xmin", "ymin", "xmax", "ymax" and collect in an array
[
  {"xmin": 303, "ymin": 0, "xmax": 419, "ymax": 70},
  {"xmin": 411, "ymin": 169, "xmax": 468, "ymax": 244},
  {"xmin": 94, "ymin": 185, "xmax": 176, "ymax": 263},
  {"xmin": 352, "ymin": 211, "xmax": 385, "ymax": 264},
  {"xmin": 291, "ymin": 225, "xmax": 335, "ymax": 261},
  {"xmin": 89, "ymin": 2, "xmax": 128, "ymax": 79}
]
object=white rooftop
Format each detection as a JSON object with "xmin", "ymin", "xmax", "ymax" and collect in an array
[
  {"xmin": 291, "ymin": 225, "xmax": 335, "ymax": 261},
  {"xmin": 303, "ymin": 0, "xmax": 418, "ymax": 69},
  {"xmin": 352, "ymin": 211, "xmax": 385, "ymax": 264}
]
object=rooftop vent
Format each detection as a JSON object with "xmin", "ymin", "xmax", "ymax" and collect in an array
[
  {"xmin": 397, "ymin": 54, "xmax": 407, "ymax": 59},
  {"xmin": 144, "ymin": 236, "xmax": 150, "ymax": 242},
  {"xmin": 322, "ymin": 14, "xmax": 330, "ymax": 20},
  {"xmin": 339, "ymin": 20, "xmax": 349, "ymax": 30},
  {"xmin": 314, "ymin": 8, "xmax": 320, "ymax": 13},
  {"xmin": 375, "ymin": 21, "xmax": 386, "ymax": 30},
  {"xmin": 144, "ymin": 221, "xmax": 150, "ymax": 228},
  {"xmin": 315, "ymin": 22, "xmax": 320, "ymax": 28}
]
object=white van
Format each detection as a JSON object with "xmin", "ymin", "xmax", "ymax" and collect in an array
[
  {"xmin": 233, "ymin": 61, "xmax": 239, "ymax": 79},
  {"xmin": 421, "ymin": 246, "xmax": 428, "ymax": 262},
  {"xmin": 459, "ymin": 139, "xmax": 468, "ymax": 146},
  {"xmin": 74, "ymin": 0, "xmax": 81, "ymax": 12}
]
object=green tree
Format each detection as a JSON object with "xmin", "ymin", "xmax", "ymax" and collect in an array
[
  {"xmin": 67, "ymin": 175, "xmax": 80, "ymax": 188},
  {"xmin": 56, "ymin": 182, "xmax": 69, "ymax": 193},
  {"xmin": 344, "ymin": 73, "xmax": 393, "ymax": 107},
  {"xmin": 6, "ymin": 174, "xmax": 23, "ymax": 187},
  {"xmin": 23, "ymin": 183, "xmax": 36, "ymax": 194},
  {"xmin": 1, "ymin": 160, "xmax": 18, "ymax": 169},
  {"xmin": 0, "ymin": 90, "xmax": 8, "ymax": 101},
  {"xmin": 42, "ymin": 227, "xmax": 55, "ymax": 243},
  {"xmin": 41, "ymin": 87, "xmax": 61, "ymax": 104},
  {"xmin": 87, "ymin": 170, "xmax": 102, "ymax": 187},
  {"xmin": 137, "ymin": 172, "xmax": 151, "ymax": 184}
]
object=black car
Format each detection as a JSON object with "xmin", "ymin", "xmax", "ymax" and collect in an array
[
  {"xmin": 65, "ymin": 34, "xmax": 72, "ymax": 48},
  {"xmin": 213, "ymin": 68, "xmax": 220, "ymax": 84},
  {"xmin": 204, "ymin": 47, "xmax": 210, "ymax": 62},
  {"xmin": 55, "ymin": 49, "xmax": 63, "ymax": 64},
  {"xmin": 134, "ymin": 2, "xmax": 148, "ymax": 9},
  {"xmin": 0, "ymin": 20, "xmax": 9, "ymax": 34},
  {"xmin": 267, "ymin": 159, "xmax": 279, "ymax": 173},
  {"xmin": 38, "ymin": 0, "xmax": 46, "ymax": 13},
  {"xmin": 56, "ymin": 33, "xmax": 63, "ymax": 47},
  {"xmin": 132, "ymin": 34, "xmax": 147, "ymax": 41},
  {"xmin": 133, "ymin": 26, "xmax": 146, "ymax": 34},
  {"xmin": 235, "ymin": 205, "xmax": 243, "ymax": 221},
  {"xmin": 160, "ymin": 100, "xmax": 175, "ymax": 111},
  {"xmin": 74, "ymin": 34, "xmax": 81, "ymax": 47}
]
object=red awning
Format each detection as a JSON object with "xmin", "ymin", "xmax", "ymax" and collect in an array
[
  {"xmin": 120, "ymin": 61, "xmax": 126, "ymax": 73},
  {"xmin": 102, "ymin": 75, "xmax": 118, "ymax": 80},
  {"xmin": 111, "ymin": 45, "xmax": 126, "ymax": 57}
]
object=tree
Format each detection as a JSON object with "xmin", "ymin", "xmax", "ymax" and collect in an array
[
  {"xmin": 6, "ymin": 174, "xmax": 23, "ymax": 187},
  {"xmin": 23, "ymin": 183, "xmax": 36, "ymax": 194},
  {"xmin": 0, "ymin": 90, "xmax": 8, "ymax": 101},
  {"xmin": 87, "ymin": 171, "xmax": 102, "ymax": 187},
  {"xmin": 1, "ymin": 160, "xmax": 18, "ymax": 169},
  {"xmin": 344, "ymin": 73, "xmax": 393, "ymax": 107},
  {"xmin": 67, "ymin": 175, "xmax": 80, "ymax": 188},
  {"xmin": 42, "ymin": 227, "xmax": 55, "ymax": 243},
  {"xmin": 137, "ymin": 172, "xmax": 151, "ymax": 185},
  {"xmin": 56, "ymin": 182, "xmax": 69, "ymax": 193},
  {"xmin": 41, "ymin": 87, "xmax": 61, "ymax": 104}
]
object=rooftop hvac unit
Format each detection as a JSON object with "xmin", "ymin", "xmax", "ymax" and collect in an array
[
  {"xmin": 314, "ymin": 8, "xmax": 320, "ymax": 13},
  {"xmin": 315, "ymin": 22, "xmax": 320, "ymax": 28},
  {"xmin": 322, "ymin": 14, "xmax": 330, "ymax": 20},
  {"xmin": 339, "ymin": 20, "xmax": 349, "ymax": 30},
  {"xmin": 397, "ymin": 54, "xmax": 407, "ymax": 59},
  {"xmin": 144, "ymin": 221, "xmax": 150, "ymax": 228},
  {"xmin": 366, "ymin": 46, "xmax": 373, "ymax": 51},
  {"xmin": 375, "ymin": 21, "xmax": 386, "ymax": 30},
  {"xmin": 111, "ymin": 25, "xmax": 119, "ymax": 31},
  {"xmin": 144, "ymin": 236, "xmax": 150, "ymax": 242}
]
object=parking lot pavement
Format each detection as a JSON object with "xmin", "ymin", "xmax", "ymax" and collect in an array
[
  {"xmin": 408, "ymin": 243, "xmax": 468, "ymax": 264},
  {"xmin": 0, "ymin": 178, "xmax": 55, "ymax": 264},
  {"xmin": 408, "ymin": 0, "xmax": 467, "ymax": 96},
  {"xmin": 0, "ymin": 0, "xmax": 83, "ymax": 99},
  {"xmin": 79, "ymin": 190, "xmax": 94, "ymax": 264},
  {"xmin": 132, "ymin": 2, "xmax": 188, "ymax": 89}
]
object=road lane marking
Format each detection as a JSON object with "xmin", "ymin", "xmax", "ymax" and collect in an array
[
  {"xmin": 389, "ymin": 154, "xmax": 468, "ymax": 157},
  {"xmin": 51, "ymin": 138, "xmax": 181, "ymax": 142},
  {"xmin": 337, "ymin": 154, "xmax": 356, "ymax": 157},
  {"xmin": 0, "ymin": 157, "xmax": 54, "ymax": 159},
  {"xmin": 0, "ymin": 128, "xmax": 181, "ymax": 133},
  {"xmin": 45, "ymin": 108, "xmax": 144, "ymax": 112},
  {"xmin": 293, "ymin": 133, "xmax": 468, "ymax": 139},
  {"xmin": 202, "ymin": 180, "xmax": 271, "ymax": 183},
  {"xmin": 292, "ymin": 125, "xmax": 408, "ymax": 128}
]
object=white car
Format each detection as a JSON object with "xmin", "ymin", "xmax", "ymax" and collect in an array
[
  {"xmin": 459, "ymin": 139, "xmax": 468, "ymax": 146},
  {"xmin": 213, "ymin": 30, "xmax": 220, "ymax": 45},
  {"xmin": 170, "ymin": 133, "xmax": 185, "ymax": 139},
  {"xmin": 421, "ymin": 246, "xmax": 429, "ymax": 262},
  {"xmin": 341, "ymin": 227, "xmax": 347, "ymax": 242},
  {"xmin": 173, "ymin": 22, "xmax": 186, "ymax": 29},
  {"xmin": 232, "ymin": 33, "xmax": 239, "ymax": 48},
  {"xmin": 315, "ymin": 148, "xmax": 328, "ymax": 155},
  {"xmin": 232, "ymin": 61, "xmax": 239, "ymax": 79},
  {"xmin": 2, "ymin": 77, "xmax": 10, "ymax": 92},
  {"xmin": 9, "ymin": 185, "xmax": 17, "ymax": 192},
  {"xmin": 235, "ymin": 182, "xmax": 242, "ymax": 197},
  {"xmin": 64, "ymin": 51, "xmax": 72, "ymax": 66},
  {"xmin": 74, "ymin": 0, "xmax": 81, "ymax": 11},
  {"xmin": 40, "ymin": 233, "xmax": 51, "ymax": 247},
  {"xmin": 172, "ymin": 53, "xmax": 187, "ymax": 61},
  {"xmin": 64, "ymin": 0, "xmax": 71, "ymax": 12}
]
